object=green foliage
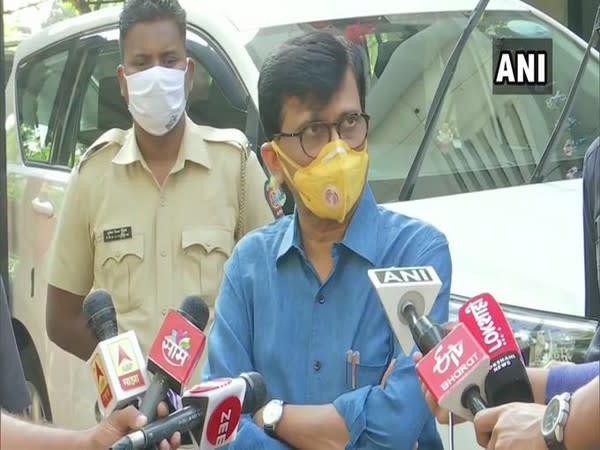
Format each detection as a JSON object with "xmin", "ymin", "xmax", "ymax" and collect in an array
[{"xmin": 19, "ymin": 124, "xmax": 51, "ymax": 163}]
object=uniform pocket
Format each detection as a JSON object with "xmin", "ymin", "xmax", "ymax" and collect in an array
[
  {"xmin": 95, "ymin": 234, "xmax": 145, "ymax": 313},
  {"xmin": 182, "ymin": 227, "xmax": 233, "ymax": 306}
]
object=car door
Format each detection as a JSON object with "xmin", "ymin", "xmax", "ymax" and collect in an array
[{"xmin": 7, "ymin": 37, "xmax": 86, "ymax": 423}]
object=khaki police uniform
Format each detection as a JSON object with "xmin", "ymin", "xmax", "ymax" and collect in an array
[{"xmin": 48, "ymin": 115, "xmax": 276, "ymax": 357}]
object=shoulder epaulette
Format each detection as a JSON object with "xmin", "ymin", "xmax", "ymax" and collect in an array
[
  {"xmin": 202, "ymin": 127, "xmax": 250, "ymax": 158},
  {"xmin": 77, "ymin": 128, "xmax": 128, "ymax": 172}
]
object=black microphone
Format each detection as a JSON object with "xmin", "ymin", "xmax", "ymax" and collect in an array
[
  {"xmin": 112, "ymin": 372, "xmax": 267, "ymax": 450},
  {"xmin": 83, "ymin": 289, "xmax": 118, "ymax": 341},
  {"xmin": 83, "ymin": 290, "xmax": 149, "ymax": 417},
  {"xmin": 139, "ymin": 295, "xmax": 210, "ymax": 422},
  {"xmin": 401, "ymin": 303, "xmax": 447, "ymax": 354},
  {"xmin": 459, "ymin": 293, "xmax": 535, "ymax": 406}
]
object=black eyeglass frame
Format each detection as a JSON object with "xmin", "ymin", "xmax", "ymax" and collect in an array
[{"xmin": 272, "ymin": 112, "xmax": 371, "ymax": 159}]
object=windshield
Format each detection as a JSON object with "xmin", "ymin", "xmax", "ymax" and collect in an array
[{"xmin": 246, "ymin": 10, "xmax": 600, "ymax": 202}]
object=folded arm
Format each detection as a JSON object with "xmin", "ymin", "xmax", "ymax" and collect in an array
[{"xmin": 207, "ymin": 235, "xmax": 450, "ymax": 450}]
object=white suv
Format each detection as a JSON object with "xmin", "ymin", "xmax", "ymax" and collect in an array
[{"xmin": 5, "ymin": 0, "xmax": 599, "ymax": 447}]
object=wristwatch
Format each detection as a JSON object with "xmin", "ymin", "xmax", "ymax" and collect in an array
[
  {"xmin": 541, "ymin": 392, "xmax": 571, "ymax": 450},
  {"xmin": 263, "ymin": 399, "xmax": 285, "ymax": 438}
]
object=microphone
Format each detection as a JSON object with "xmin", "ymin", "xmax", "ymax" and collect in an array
[
  {"xmin": 458, "ymin": 293, "xmax": 534, "ymax": 406},
  {"xmin": 139, "ymin": 295, "xmax": 210, "ymax": 422},
  {"xmin": 367, "ymin": 266, "xmax": 445, "ymax": 355},
  {"xmin": 112, "ymin": 372, "xmax": 267, "ymax": 450},
  {"xmin": 83, "ymin": 290, "xmax": 150, "ymax": 417},
  {"xmin": 368, "ymin": 267, "xmax": 490, "ymax": 420}
]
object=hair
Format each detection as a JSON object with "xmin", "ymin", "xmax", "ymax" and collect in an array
[
  {"xmin": 119, "ymin": 0, "xmax": 187, "ymax": 55},
  {"xmin": 258, "ymin": 31, "xmax": 367, "ymax": 141}
]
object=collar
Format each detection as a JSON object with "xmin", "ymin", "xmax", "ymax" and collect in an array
[
  {"xmin": 276, "ymin": 215, "xmax": 302, "ymax": 262},
  {"xmin": 112, "ymin": 115, "xmax": 211, "ymax": 169},
  {"xmin": 276, "ymin": 185, "xmax": 379, "ymax": 265}
]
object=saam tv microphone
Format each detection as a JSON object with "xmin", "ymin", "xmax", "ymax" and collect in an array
[
  {"xmin": 112, "ymin": 372, "xmax": 267, "ymax": 450},
  {"xmin": 83, "ymin": 290, "xmax": 150, "ymax": 417},
  {"xmin": 139, "ymin": 295, "xmax": 210, "ymax": 422},
  {"xmin": 368, "ymin": 266, "xmax": 489, "ymax": 420},
  {"xmin": 459, "ymin": 293, "xmax": 534, "ymax": 406}
]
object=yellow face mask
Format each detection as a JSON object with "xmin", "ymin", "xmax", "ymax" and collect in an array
[{"xmin": 271, "ymin": 139, "xmax": 369, "ymax": 223}]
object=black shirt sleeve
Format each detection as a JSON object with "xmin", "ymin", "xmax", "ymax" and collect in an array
[
  {"xmin": 583, "ymin": 137, "xmax": 600, "ymax": 320},
  {"xmin": 0, "ymin": 277, "xmax": 31, "ymax": 413}
]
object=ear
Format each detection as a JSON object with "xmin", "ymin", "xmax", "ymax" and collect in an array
[
  {"xmin": 116, "ymin": 65, "xmax": 128, "ymax": 103},
  {"xmin": 261, "ymin": 142, "xmax": 284, "ymax": 185},
  {"xmin": 185, "ymin": 58, "xmax": 196, "ymax": 96}
]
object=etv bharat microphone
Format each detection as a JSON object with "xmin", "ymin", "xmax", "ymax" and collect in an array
[
  {"xmin": 459, "ymin": 293, "xmax": 535, "ymax": 406},
  {"xmin": 139, "ymin": 295, "xmax": 210, "ymax": 422},
  {"xmin": 368, "ymin": 266, "xmax": 489, "ymax": 420},
  {"xmin": 111, "ymin": 372, "xmax": 267, "ymax": 450},
  {"xmin": 83, "ymin": 290, "xmax": 150, "ymax": 417}
]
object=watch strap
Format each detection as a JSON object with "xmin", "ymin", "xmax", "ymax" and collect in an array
[{"xmin": 543, "ymin": 393, "xmax": 571, "ymax": 450}]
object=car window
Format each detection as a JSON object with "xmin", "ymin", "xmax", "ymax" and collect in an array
[
  {"xmin": 246, "ymin": 11, "xmax": 600, "ymax": 202},
  {"xmin": 16, "ymin": 49, "xmax": 69, "ymax": 165},
  {"xmin": 66, "ymin": 29, "xmax": 248, "ymax": 168}
]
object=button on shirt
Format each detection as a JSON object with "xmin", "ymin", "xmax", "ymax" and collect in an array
[{"xmin": 204, "ymin": 186, "xmax": 451, "ymax": 450}]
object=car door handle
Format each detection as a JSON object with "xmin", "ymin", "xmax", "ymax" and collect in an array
[{"xmin": 32, "ymin": 197, "xmax": 55, "ymax": 217}]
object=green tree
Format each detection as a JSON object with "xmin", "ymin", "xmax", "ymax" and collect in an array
[{"xmin": 64, "ymin": 0, "xmax": 124, "ymax": 14}]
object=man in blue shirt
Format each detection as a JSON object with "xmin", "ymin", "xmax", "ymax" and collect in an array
[{"xmin": 204, "ymin": 32, "xmax": 451, "ymax": 450}]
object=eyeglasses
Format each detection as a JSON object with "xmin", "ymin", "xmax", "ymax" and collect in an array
[{"xmin": 273, "ymin": 112, "xmax": 370, "ymax": 159}]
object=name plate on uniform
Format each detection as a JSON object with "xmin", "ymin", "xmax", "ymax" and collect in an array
[{"xmin": 103, "ymin": 227, "xmax": 132, "ymax": 242}]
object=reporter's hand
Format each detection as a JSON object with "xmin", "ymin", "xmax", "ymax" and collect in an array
[
  {"xmin": 88, "ymin": 402, "xmax": 181, "ymax": 450},
  {"xmin": 413, "ymin": 351, "xmax": 466, "ymax": 425},
  {"xmin": 473, "ymin": 403, "xmax": 547, "ymax": 450}
]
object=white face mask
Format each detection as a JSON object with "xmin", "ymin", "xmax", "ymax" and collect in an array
[{"xmin": 125, "ymin": 64, "xmax": 187, "ymax": 136}]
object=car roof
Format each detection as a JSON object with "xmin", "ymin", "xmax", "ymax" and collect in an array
[{"xmin": 14, "ymin": 0, "xmax": 532, "ymax": 62}]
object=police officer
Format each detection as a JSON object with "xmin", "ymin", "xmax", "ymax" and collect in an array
[{"xmin": 45, "ymin": 0, "xmax": 277, "ymax": 362}]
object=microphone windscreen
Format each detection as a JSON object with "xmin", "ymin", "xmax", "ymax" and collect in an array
[
  {"xmin": 82, "ymin": 289, "xmax": 117, "ymax": 340},
  {"xmin": 240, "ymin": 372, "xmax": 267, "ymax": 414},
  {"xmin": 179, "ymin": 295, "xmax": 210, "ymax": 331},
  {"xmin": 485, "ymin": 364, "xmax": 534, "ymax": 406}
]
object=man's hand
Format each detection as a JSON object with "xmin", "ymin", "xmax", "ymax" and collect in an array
[
  {"xmin": 87, "ymin": 402, "xmax": 181, "ymax": 450},
  {"xmin": 473, "ymin": 403, "xmax": 547, "ymax": 450},
  {"xmin": 412, "ymin": 351, "xmax": 467, "ymax": 425}
]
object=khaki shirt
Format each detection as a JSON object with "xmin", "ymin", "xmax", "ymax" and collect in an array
[{"xmin": 48, "ymin": 116, "xmax": 276, "ymax": 355}]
